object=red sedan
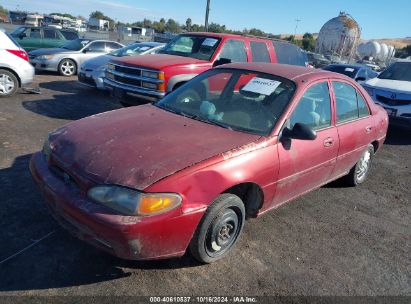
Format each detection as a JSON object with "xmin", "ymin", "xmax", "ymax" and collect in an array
[{"xmin": 30, "ymin": 63, "xmax": 388, "ymax": 263}]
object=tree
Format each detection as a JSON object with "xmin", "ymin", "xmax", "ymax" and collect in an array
[
  {"xmin": 208, "ymin": 22, "xmax": 226, "ymax": 33},
  {"xmin": 301, "ymin": 32, "xmax": 316, "ymax": 51},
  {"xmin": 0, "ymin": 5, "xmax": 8, "ymax": 16},
  {"xmin": 248, "ymin": 28, "xmax": 265, "ymax": 37},
  {"xmin": 90, "ymin": 11, "xmax": 106, "ymax": 20},
  {"xmin": 165, "ymin": 18, "xmax": 180, "ymax": 33},
  {"xmin": 142, "ymin": 18, "xmax": 152, "ymax": 28},
  {"xmin": 395, "ymin": 44, "xmax": 411, "ymax": 58},
  {"xmin": 185, "ymin": 18, "xmax": 192, "ymax": 31}
]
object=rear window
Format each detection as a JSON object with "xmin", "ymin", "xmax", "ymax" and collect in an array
[
  {"xmin": 250, "ymin": 41, "xmax": 271, "ymax": 63},
  {"xmin": 272, "ymin": 41, "xmax": 306, "ymax": 66},
  {"xmin": 61, "ymin": 31, "xmax": 79, "ymax": 40}
]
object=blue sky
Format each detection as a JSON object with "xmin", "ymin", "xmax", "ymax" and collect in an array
[{"xmin": 1, "ymin": 0, "xmax": 410, "ymax": 39}]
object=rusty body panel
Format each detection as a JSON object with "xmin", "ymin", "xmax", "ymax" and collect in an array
[{"xmin": 30, "ymin": 64, "xmax": 388, "ymax": 260}]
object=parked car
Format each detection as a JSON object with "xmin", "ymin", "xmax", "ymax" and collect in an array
[
  {"xmin": 30, "ymin": 63, "xmax": 388, "ymax": 263},
  {"xmin": 0, "ymin": 29, "xmax": 34, "ymax": 97},
  {"xmin": 104, "ymin": 32, "xmax": 307, "ymax": 106},
  {"xmin": 323, "ymin": 64, "xmax": 379, "ymax": 83},
  {"xmin": 10, "ymin": 26, "xmax": 79, "ymax": 52},
  {"xmin": 28, "ymin": 39, "xmax": 124, "ymax": 76},
  {"xmin": 306, "ymin": 51, "xmax": 331, "ymax": 68},
  {"xmin": 78, "ymin": 42, "xmax": 165, "ymax": 90},
  {"xmin": 362, "ymin": 60, "xmax": 411, "ymax": 129}
]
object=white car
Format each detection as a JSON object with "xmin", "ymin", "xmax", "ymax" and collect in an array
[
  {"xmin": 363, "ymin": 60, "xmax": 411, "ymax": 129},
  {"xmin": 0, "ymin": 29, "xmax": 35, "ymax": 97}
]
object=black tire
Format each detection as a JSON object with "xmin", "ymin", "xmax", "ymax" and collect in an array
[
  {"xmin": 189, "ymin": 193, "xmax": 245, "ymax": 263},
  {"xmin": 0, "ymin": 69, "xmax": 19, "ymax": 98},
  {"xmin": 58, "ymin": 59, "xmax": 77, "ymax": 76},
  {"xmin": 344, "ymin": 144, "xmax": 374, "ymax": 186}
]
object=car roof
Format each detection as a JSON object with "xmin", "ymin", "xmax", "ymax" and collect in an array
[
  {"xmin": 218, "ymin": 63, "xmax": 333, "ymax": 81},
  {"xmin": 133, "ymin": 41, "xmax": 164, "ymax": 47},
  {"xmin": 184, "ymin": 32, "xmax": 293, "ymax": 44}
]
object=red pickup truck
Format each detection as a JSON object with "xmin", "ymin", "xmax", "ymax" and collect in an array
[{"xmin": 104, "ymin": 32, "xmax": 308, "ymax": 105}]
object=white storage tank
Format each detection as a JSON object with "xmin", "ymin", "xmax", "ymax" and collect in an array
[
  {"xmin": 316, "ymin": 12, "xmax": 361, "ymax": 57},
  {"xmin": 357, "ymin": 41, "xmax": 395, "ymax": 61}
]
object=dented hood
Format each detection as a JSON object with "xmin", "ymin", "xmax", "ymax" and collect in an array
[{"xmin": 50, "ymin": 104, "xmax": 260, "ymax": 190}]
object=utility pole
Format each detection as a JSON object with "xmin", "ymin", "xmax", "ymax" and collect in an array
[
  {"xmin": 205, "ymin": 0, "xmax": 211, "ymax": 32},
  {"xmin": 294, "ymin": 19, "xmax": 301, "ymax": 36}
]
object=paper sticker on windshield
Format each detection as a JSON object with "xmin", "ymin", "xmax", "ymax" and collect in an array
[
  {"xmin": 345, "ymin": 68, "xmax": 355, "ymax": 72},
  {"xmin": 242, "ymin": 77, "xmax": 282, "ymax": 95},
  {"xmin": 81, "ymin": 40, "xmax": 90, "ymax": 45},
  {"xmin": 139, "ymin": 46, "xmax": 150, "ymax": 51},
  {"xmin": 202, "ymin": 38, "xmax": 218, "ymax": 47}
]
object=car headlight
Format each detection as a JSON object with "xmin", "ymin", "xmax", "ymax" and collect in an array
[
  {"xmin": 37, "ymin": 54, "xmax": 54, "ymax": 60},
  {"xmin": 87, "ymin": 185, "xmax": 182, "ymax": 216},
  {"xmin": 142, "ymin": 70, "xmax": 159, "ymax": 79},
  {"xmin": 42, "ymin": 136, "xmax": 51, "ymax": 162}
]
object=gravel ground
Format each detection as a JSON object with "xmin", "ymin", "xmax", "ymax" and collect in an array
[{"xmin": 0, "ymin": 74, "xmax": 410, "ymax": 297}]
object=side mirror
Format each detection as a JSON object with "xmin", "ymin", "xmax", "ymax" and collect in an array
[
  {"xmin": 213, "ymin": 57, "xmax": 231, "ymax": 67},
  {"xmin": 355, "ymin": 77, "xmax": 366, "ymax": 82},
  {"xmin": 18, "ymin": 32, "xmax": 27, "ymax": 39},
  {"xmin": 82, "ymin": 49, "xmax": 88, "ymax": 53},
  {"xmin": 282, "ymin": 123, "xmax": 317, "ymax": 141}
]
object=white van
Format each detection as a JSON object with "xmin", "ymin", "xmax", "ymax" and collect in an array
[{"xmin": 0, "ymin": 29, "xmax": 35, "ymax": 97}]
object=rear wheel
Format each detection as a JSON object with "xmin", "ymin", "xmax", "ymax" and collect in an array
[
  {"xmin": 59, "ymin": 59, "xmax": 77, "ymax": 76},
  {"xmin": 189, "ymin": 193, "xmax": 245, "ymax": 263},
  {"xmin": 344, "ymin": 144, "xmax": 374, "ymax": 186},
  {"xmin": 0, "ymin": 69, "xmax": 18, "ymax": 97}
]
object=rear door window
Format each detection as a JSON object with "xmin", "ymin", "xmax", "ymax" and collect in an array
[
  {"xmin": 272, "ymin": 41, "xmax": 306, "ymax": 66},
  {"xmin": 43, "ymin": 29, "xmax": 59, "ymax": 39},
  {"xmin": 250, "ymin": 41, "xmax": 270, "ymax": 63},
  {"xmin": 87, "ymin": 41, "xmax": 106, "ymax": 52},
  {"xmin": 218, "ymin": 39, "xmax": 247, "ymax": 62},
  {"xmin": 333, "ymin": 81, "xmax": 369, "ymax": 123},
  {"xmin": 106, "ymin": 42, "xmax": 123, "ymax": 52}
]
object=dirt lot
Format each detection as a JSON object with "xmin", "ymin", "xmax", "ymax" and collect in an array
[{"xmin": 0, "ymin": 74, "xmax": 410, "ymax": 297}]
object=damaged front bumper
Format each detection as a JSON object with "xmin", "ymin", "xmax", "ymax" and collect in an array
[{"xmin": 29, "ymin": 152, "xmax": 204, "ymax": 260}]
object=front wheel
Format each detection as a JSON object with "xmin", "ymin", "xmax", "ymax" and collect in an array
[
  {"xmin": 59, "ymin": 59, "xmax": 77, "ymax": 76},
  {"xmin": 0, "ymin": 69, "xmax": 18, "ymax": 97},
  {"xmin": 344, "ymin": 144, "xmax": 374, "ymax": 186},
  {"xmin": 189, "ymin": 193, "xmax": 245, "ymax": 263}
]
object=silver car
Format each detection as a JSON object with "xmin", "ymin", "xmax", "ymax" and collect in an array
[
  {"xmin": 78, "ymin": 42, "xmax": 165, "ymax": 90},
  {"xmin": 28, "ymin": 39, "xmax": 124, "ymax": 76}
]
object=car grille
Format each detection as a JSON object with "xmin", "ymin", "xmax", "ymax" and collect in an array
[
  {"xmin": 376, "ymin": 95, "xmax": 411, "ymax": 106},
  {"xmin": 105, "ymin": 63, "xmax": 162, "ymax": 91},
  {"xmin": 114, "ymin": 65, "xmax": 142, "ymax": 76}
]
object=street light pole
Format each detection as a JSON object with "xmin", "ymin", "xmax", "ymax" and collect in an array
[{"xmin": 205, "ymin": 0, "xmax": 210, "ymax": 32}]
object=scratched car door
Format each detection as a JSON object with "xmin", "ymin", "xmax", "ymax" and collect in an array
[{"xmin": 274, "ymin": 81, "xmax": 339, "ymax": 207}]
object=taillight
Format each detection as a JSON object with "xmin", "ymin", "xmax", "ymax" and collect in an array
[{"xmin": 6, "ymin": 49, "xmax": 29, "ymax": 62}]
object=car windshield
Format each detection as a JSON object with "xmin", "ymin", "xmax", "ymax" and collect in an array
[
  {"xmin": 378, "ymin": 62, "xmax": 411, "ymax": 82},
  {"xmin": 61, "ymin": 39, "xmax": 90, "ymax": 51},
  {"xmin": 156, "ymin": 68, "xmax": 296, "ymax": 136},
  {"xmin": 159, "ymin": 35, "xmax": 221, "ymax": 61},
  {"xmin": 323, "ymin": 65, "xmax": 358, "ymax": 78},
  {"xmin": 110, "ymin": 43, "xmax": 157, "ymax": 57}
]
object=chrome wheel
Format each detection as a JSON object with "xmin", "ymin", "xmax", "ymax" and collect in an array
[
  {"xmin": 60, "ymin": 60, "xmax": 76, "ymax": 76},
  {"xmin": 0, "ymin": 74, "xmax": 15, "ymax": 95},
  {"xmin": 356, "ymin": 149, "xmax": 371, "ymax": 182}
]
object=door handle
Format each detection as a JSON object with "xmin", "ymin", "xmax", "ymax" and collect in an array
[
  {"xmin": 365, "ymin": 126, "xmax": 373, "ymax": 133},
  {"xmin": 323, "ymin": 137, "xmax": 334, "ymax": 147}
]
